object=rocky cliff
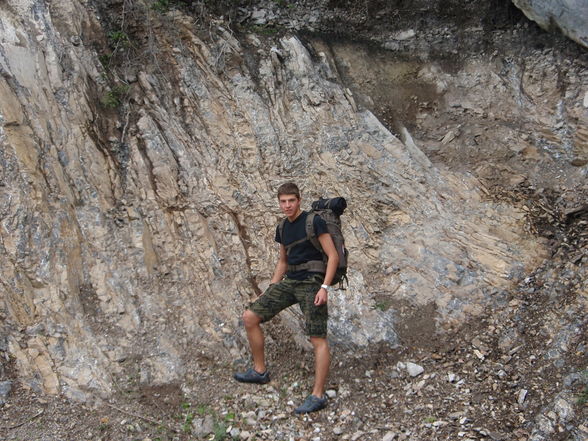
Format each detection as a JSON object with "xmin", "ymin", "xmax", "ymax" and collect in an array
[
  {"xmin": 0, "ymin": 0, "xmax": 586, "ymax": 430},
  {"xmin": 513, "ymin": 0, "xmax": 588, "ymax": 48}
]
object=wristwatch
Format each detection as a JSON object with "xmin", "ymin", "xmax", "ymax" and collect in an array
[{"xmin": 320, "ymin": 284, "xmax": 329, "ymax": 290}]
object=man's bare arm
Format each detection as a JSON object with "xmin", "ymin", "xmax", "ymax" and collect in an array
[{"xmin": 315, "ymin": 233, "xmax": 339, "ymax": 305}]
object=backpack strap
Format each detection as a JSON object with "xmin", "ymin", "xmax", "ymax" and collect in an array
[
  {"xmin": 278, "ymin": 217, "xmax": 286, "ymax": 245},
  {"xmin": 279, "ymin": 213, "xmax": 327, "ymax": 274},
  {"xmin": 305, "ymin": 212, "xmax": 322, "ymax": 253},
  {"xmin": 280, "ymin": 214, "xmax": 315, "ymax": 256},
  {"xmin": 287, "ymin": 260, "xmax": 326, "ymax": 273}
]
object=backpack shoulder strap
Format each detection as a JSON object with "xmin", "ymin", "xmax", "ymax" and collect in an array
[
  {"xmin": 280, "ymin": 215, "xmax": 309, "ymax": 255},
  {"xmin": 278, "ymin": 217, "xmax": 287, "ymax": 244},
  {"xmin": 306, "ymin": 212, "xmax": 322, "ymax": 252}
]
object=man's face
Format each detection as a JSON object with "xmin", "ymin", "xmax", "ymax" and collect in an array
[{"xmin": 278, "ymin": 194, "xmax": 302, "ymax": 219}]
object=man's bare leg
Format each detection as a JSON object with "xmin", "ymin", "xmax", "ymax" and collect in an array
[
  {"xmin": 310, "ymin": 337, "xmax": 330, "ymax": 397},
  {"xmin": 243, "ymin": 310, "xmax": 266, "ymax": 373}
]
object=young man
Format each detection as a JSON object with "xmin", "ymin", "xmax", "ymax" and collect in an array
[{"xmin": 234, "ymin": 182, "xmax": 339, "ymax": 414}]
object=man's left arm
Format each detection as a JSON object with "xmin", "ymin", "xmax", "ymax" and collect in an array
[{"xmin": 314, "ymin": 233, "xmax": 339, "ymax": 306}]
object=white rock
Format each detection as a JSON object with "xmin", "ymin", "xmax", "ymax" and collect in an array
[
  {"xmin": 393, "ymin": 29, "xmax": 416, "ymax": 40},
  {"xmin": 351, "ymin": 431, "xmax": 365, "ymax": 441},
  {"xmin": 554, "ymin": 397, "xmax": 574, "ymax": 422},
  {"xmin": 326, "ymin": 389, "xmax": 337, "ymax": 398},
  {"xmin": 406, "ymin": 362, "xmax": 424, "ymax": 377},
  {"xmin": 441, "ymin": 130, "xmax": 457, "ymax": 145},
  {"xmin": 583, "ymin": 91, "xmax": 588, "ymax": 108},
  {"xmin": 517, "ymin": 389, "xmax": 528, "ymax": 405},
  {"xmin": 251, "ymin": 9, "xmax": 266, "ymax": 20},
  {"xmin": 382, "ymin": 431, "xmax": 396, "ymax": 441}
]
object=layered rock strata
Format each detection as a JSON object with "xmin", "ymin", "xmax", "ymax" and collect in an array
[{"xmin": 0, "ymin": 0, "xmax": 561, "ymax": 400}]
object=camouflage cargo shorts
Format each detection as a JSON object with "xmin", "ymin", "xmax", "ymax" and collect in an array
[{"xmin": 249, "ymin": 275, "xmax": 328, "ymax": 338}]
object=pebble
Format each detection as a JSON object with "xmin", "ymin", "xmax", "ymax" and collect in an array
[
  {"xmin": 351, "ymin": 431, "xmax": 365, "ymax": 440},
  {"xmin": 393, "ymin": 29, "xmax": 416, "ymax": 41},
  {"xmin": 326, "ymin": 389, "xmax": 337, "ymax": 398},
  {"xmin": 517, "ymin": 389, "xmax": 528, "ymax": 405},
  {"xmin": 0, "ymin": 381, "xmax": 12, "ymax": 405},
  {"xmin": 382, "ymin": 432, "xmax": 396, "ymax": 441},
  {"xmin": 406, "ymin": 362, "xmax": 424, "ymax": 377}
]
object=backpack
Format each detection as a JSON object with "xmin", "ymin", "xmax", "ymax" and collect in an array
[{"xmin": 278, "ymin": 197, "xmax": 348, "ymax": 288}]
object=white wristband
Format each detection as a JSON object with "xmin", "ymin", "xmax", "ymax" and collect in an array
[{"xmin": 321, "ymin": 284, "xmax": 329, "ymax": 290}]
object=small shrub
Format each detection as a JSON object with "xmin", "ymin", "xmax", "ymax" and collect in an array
[
  {"xmin": 578, "ymin": 385, "xmax": 588, "ymax": 405},
  {"xmin": 196, "ymin": 404, "xmax": 209, "ymax": 415},
  {"xmin": 108, "ymin": 30, "xmax": 129, "ymax": 47},
  {"xmin": 249, "ymin": 24, "xmax": 279, "ymax": 35},
  {"xmin": 100, "ymin": 85, "xmax": 130, "ymax": 109},
  {"xmin": 374, "ymin": 300, "xmax": 391, "ymax": 311},
  {"xmin": 224, "ymin": 412, "xmax": 235, "ymax": 422},
  {"xmin": 151, "ymin": 0, "xmax": 171, "ymax": 13},
  {"xmin": 98, "ymin": 53, "xmax": 112, "ymax": 68},
  {"xmin": 213, "ymin": 421, "xmax": 227, "ymax": 441}
]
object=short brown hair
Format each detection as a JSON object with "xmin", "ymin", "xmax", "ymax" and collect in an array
[{"xmin": 277, "ymin": 182, "xmax": 300, "ymax": 199}]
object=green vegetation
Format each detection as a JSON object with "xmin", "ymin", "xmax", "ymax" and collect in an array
[
  {"xmin": 374, "ymin": 300, "xmax": 392, "ymax": 311},
  {"xmin": 248, "ymin": 24, "xmax": 280, "ymax": 35},
  {"xmin": 224, "ymin": 411, "xmax": 236, "ymax": 422},
  {"xmin": 196, "ymin": 404, "xmax": 210, "ymax": 416},
  {"xmin": 108, "ymin": 30, "xmax": 129, "ymax": 46},
  {"xmin": 100, "ymin": 84, "xmax": 130, "ymax": 109},
  {"xmin": 151, "ymin": 0, "xmax": 171, "ymax": 13},
  {"xmin": 578, "ymin": 387, "xmax": 588, "ymax": 405},
  {"xmin": 213, "ymin": 421, "xmax": 228, "ymax": 441},
  {"xmin": 176, "ymin": 401, "xmax": 233, "ymax": 439},
  {"xmin": 98, "ymin": 53, "xmax": 112, "ymax": 68},
  {"xmin": 273, "ymin": 0, "xmax": 292, "ymax": 7},
  {"xmin": 151, "ymin": 0, "xmax": 194, "ymax": 13}
]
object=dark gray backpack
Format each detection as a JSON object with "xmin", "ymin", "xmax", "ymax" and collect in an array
[{"xmin": 278, "ymin": 197, "xmax": 348, "ymax": 287}]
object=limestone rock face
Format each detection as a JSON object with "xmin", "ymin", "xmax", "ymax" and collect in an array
[
  {"xmin": 0, "ymin": 0, "xmax": 568, "ymax": 400},
  {"xmin": 512, "ymin": 0, "xmax": 588, "ymax": 48}
]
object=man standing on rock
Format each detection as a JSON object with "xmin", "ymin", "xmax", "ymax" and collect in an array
[{"xmin": 234, "ymin": 182, "xmax": 339, "ymax": 414}]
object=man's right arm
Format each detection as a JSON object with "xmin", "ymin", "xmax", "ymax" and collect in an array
[{"xmin": 270, "ymin": 244, "xmax": 287, "ymax": 284}]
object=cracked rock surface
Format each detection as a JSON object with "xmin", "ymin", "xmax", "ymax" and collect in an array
[{"xmin": 0, "ymin": 1, "xmax": 586, "ymax": 439}]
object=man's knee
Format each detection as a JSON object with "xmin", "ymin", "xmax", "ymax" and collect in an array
[
  {"xmin": 310, "ymin": 336, "xmax": 329, "ymax": 350},
  {"xmin": 243, "ymin": 309, "xmax": 262, "ymax": 328}
]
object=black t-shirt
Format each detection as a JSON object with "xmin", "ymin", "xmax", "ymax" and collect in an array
[{"xmin": 275, "ymin": 211, "xmax": 328, "ymax": 280}]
